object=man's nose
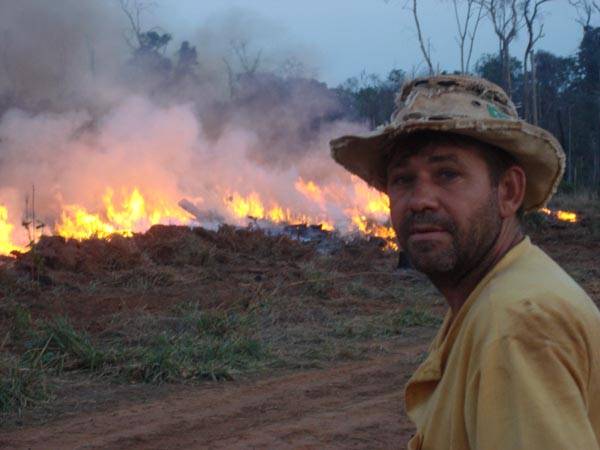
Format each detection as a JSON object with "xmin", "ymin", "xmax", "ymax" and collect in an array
[{"xmin": 407, "ymin": 180, "xmax": 439, "ymax": 212}]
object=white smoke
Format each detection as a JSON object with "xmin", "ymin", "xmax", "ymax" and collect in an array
[{"xmin": 0, "ymin": 1, "xmax": 376, "ymax": 248}]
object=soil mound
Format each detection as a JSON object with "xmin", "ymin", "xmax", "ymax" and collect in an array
[{"xmin": 13, "ymin": 225, "xmax": 317, "ymax": 276}]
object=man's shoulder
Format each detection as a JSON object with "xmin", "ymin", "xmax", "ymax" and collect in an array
[{"xmin": 467, "ymin": 241, "xmax": 599, "ymax": 345}]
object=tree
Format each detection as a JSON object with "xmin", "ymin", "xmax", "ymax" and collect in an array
[
  {"xmin": 476, "ymin": 0, "xmax": 522, "ymax": 97},
  {"xmin": 521, "ymin": 0, "xmax": 553, "ymax": 125},
  {"xmin": 118, "ymin": 0, "xmax": 155, "ymax": 50},
  {"xmin": 336, "ymin": 69, "xmax": 405, "ymax": 128},
  {"xmin": 534, "ymin": 51, "xmax": 576, "ymax": 128},
  {"xmin": 382, "ymin": 0, "xmax": 438, "ymax": 74},
  {"xmin": 277, "ymin": 57, "xmax": 310, "ymax": 79},
  {"xmin": 475, "ymin": 53, "xmax": 522, "ymax": 90},
  {"xmin": 569, "ymin": 0, "xmax": 600, "ymax": 27},
  {"xmin": 578, "ymin": 25, "xmax": 600, "ymax": 85},
  {"xmin": 117, "ymin": 0, "xmax": 173, "ymax": 85},
  {"xmin": 574, "ymin": 25, "xmax": 600, "ymax": 188},
  {"xmin": 450, "ymin": 0, "xmax": 485, "ymax": 73},
  {"xmin": 531, "ymin": 51, "xmax": 577, "ymax": 182},
  {"xmin": 223, "ymin": 39, "xmax": 263, "ymax": 98},
  {"xmin": 409, "ymin": 0, "xmax": 436, "ymax": 74},
  {"xmin": 174, "ymin": 41, "xmax": 199, "ymax": 81}
]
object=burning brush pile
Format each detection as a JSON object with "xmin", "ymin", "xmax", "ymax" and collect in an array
[
  {"xmin": 12, "ymin": 225, "xmax": 311, "ymax": 280},
  {"xmin": 0, "ymin": 167, "xmax": 399, "ymax": 259},
  {"xmin": 0, "ymin": 182, "xmax": 582, "ymax": 268},
  {"xmin": 0, "ymin": 74, "xmax": 402, "ymax": 256}
]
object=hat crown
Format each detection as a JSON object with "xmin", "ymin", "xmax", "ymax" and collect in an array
[{"xmin": 391, "ymin": 75, "xmax": 518, "ymax": 126}]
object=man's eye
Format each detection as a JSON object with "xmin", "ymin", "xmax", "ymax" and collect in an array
[
  {"xmin": 389, "ymin": 174, "xmax": 414, "ymax": 186},
  {"xmin": 437, "ymin": 170, "xmax": 459, "ymax": 181}
]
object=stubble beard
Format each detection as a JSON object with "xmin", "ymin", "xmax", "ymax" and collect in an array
[{"xmin": 399, "ymin": 194, "xmax": 502, "ymax": 279}]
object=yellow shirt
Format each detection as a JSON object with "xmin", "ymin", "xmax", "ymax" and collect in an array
[{"xmin": 405, "ymin": 237, "xmax": 600, "ymax": 450}]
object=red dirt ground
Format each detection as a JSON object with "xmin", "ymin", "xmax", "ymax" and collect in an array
[{"xmin": 1, "ymin": 346, "xmax": 427, "ymax": 450}]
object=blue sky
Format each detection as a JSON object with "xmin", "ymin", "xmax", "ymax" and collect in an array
[{"xmin": 155, "ymin": 0, "xmax": 587, "ymax": 86}]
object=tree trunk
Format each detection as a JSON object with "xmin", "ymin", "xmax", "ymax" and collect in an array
[
  {"xmin": 568, "ymin": 107, "xmax": 573, "ymax": 184},
  {"xmin": 502, "ymin": 43, "xmax": 512, "ymax": 97},
  {"xmin": 594, "ymin": 149, "xmax": 599, "ymax": 191},
  {"xmin": 523, "ymin": 55, "xmax": 531, "ymax": 121},
  {"xmin": 531, "ymin": 50, "xmax": 539, "ymax": 125}
]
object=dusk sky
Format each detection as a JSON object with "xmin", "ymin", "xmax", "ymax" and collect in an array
[{"xmin": 154, "ymin": 0, "xmax": 589, "ymax": 86}]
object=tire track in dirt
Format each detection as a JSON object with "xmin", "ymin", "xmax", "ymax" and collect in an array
[{"xmin": 1, "ymin": 345, "xmax": 426, "ymax": 450}]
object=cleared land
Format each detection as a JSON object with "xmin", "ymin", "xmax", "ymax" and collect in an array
[{"xmin": 1, "ymin": 195, "xmax": 598, "ymax": 449}]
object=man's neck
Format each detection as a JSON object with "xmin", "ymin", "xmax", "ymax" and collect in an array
[{"xmin": 430, "ymin": 222, "xmax": 524, "ymax": 316}]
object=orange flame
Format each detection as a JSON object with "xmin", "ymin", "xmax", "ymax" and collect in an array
[
  {"xmin": 350, "ymin": 214, "xmax": 398, "ymax": 251},
  {"xmin": 224, "ymin": 189, "xmax": 337, "ymax": 231},
  {"xmin": 295, "ymin": 178, "xmax": 326, "ymax": 210},
  {"xmin": 350, "ymin": 175, "xmax": 390, "ymax": 216},
  {"xmin": 56, "ymin": 187, "xmax": 193, "ymax": 240},
  {"xmin": 0, "ymin": 205, "xmax": 25, "ymax": 255},
  {"xmin": 1, "ymin": 179, "xmax": 580, "ymax": 258},
  {"xmin": 0, "ymin": 177, "xmax": 401, "ymax": 256},
  {"xmin": 540, "ymin": 208, "xmax": 578, "ymax": 223}
]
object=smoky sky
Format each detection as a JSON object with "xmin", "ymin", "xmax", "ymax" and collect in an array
[{"xmin": 158, "ymin": 0, "xmax": 585, "ymax": 85}]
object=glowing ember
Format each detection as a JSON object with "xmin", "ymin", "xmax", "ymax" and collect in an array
[
  {"xmin": 320, "ymin": 222, "xmax": 335, "ymax": 232},
  {"xmin": 56, "ymin": 188, "xmax": 193, "ymax": 240},
  {"xmin": 540, "ymin": 208, "xmax": 578, "ymax": 223},
  {"xmin": 556, "ymin": 211, "xmax": 578, "ymax": 223}
]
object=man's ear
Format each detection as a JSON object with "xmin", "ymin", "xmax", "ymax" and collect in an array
[{"xmin": 497, "ymin": 165, "xmax": 526, "ymax": 219}]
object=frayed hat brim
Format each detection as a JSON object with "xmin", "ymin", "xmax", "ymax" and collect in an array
[{"xmin": 330, "ymin": 118, "xmax": 565, "ymax": 212}]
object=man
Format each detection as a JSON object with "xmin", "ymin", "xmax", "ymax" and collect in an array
[{"xmin": 330, "ymin": 75, "xmax": 600, "ymax": 449}]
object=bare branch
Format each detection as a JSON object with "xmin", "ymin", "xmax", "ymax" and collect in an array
[
  {"xmin": 410, "ymin": 0, "xmax": 435, "ymax": 75},
  {"xmin": 465, "ymin": 1, "xmax": 484, "ymax": 71},
  {"xmin": 475, "ymin": 0, "xmax": 523, "ymax": 96},
  {"xmin": 117, "ymin": 0, "xmax": 157, "ymax": 49},
  {"xmin": 223, "ymin": 57, "xmax": 236, "ymax": 99},
  {"xmin": 118, "ymin": 0, "xmax": 142, "ymax": 48},
  {"xmin": 569, "ymin": 0, "xmax": 600, "ymax": 26},
  {"xmin": 231, "ymin": 39, "xmax": 262, "ymax": 76},
  {"xmin": 522, "ymin": 0, "xmax": 552, "ymax": 124},
  {"xmin": 452, "ymin": 0, "xmax": 485, "ymax": 73},
  {"xmin": 453, "ymin": 0, "xmax": 467, "ymax": 72}
]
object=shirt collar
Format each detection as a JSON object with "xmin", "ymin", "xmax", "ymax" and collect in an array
[{"xmin": 407, "ymin": 236, "xmax": 532, "ymax": 384}]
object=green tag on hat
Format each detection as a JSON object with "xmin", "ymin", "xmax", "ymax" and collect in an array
[{"xmin": 487, "ymin": 104, "xmax": 510, "ymax": 119}]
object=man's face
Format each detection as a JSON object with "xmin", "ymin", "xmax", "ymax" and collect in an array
[{"xmin": 387, "ymin": 141, "xmax": 502, "ymax": 277}]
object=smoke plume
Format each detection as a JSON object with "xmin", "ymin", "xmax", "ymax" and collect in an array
[{"xmin": 0, "ymin": 0, "xmax": 380, "ymax": 249}]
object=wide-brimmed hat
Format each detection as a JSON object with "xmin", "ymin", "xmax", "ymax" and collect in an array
[{"xmin": 330, "ymin": 75, "xmax": 565, "ymax": 212}]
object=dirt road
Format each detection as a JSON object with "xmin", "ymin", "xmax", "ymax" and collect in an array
[{"xmin": 1, "ymin": 346, "xmax": 424, "ymax": 450}]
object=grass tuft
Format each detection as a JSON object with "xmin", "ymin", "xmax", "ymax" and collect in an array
[
  {"xmin": 297, "ymin": 263, "xmax": 335, "ymax": 299},
  {"xmin": 386, "ymin": 307, "xmax": 443, "ymax": 331},
  {"xmin": 117, "ymin": 311, "xmax": 265, "ymax": 383},
  {"xmin": 25, "ymin": 317, "xmax": 107, "ymax": 372},
  {"xmin": 333, "ymin": 307, "xmax": 442, "ymax": 340},
  {"xmin": 0, "ymin": 358, "xmax": 49, "ymax": 416}
]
